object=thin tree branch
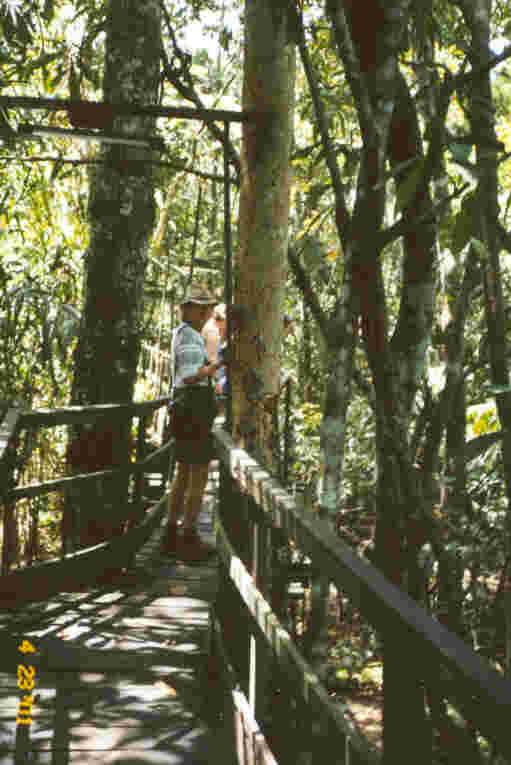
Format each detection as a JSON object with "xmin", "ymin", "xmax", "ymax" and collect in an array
[
  {"xmin": 421, "ymin": 243, "xmax": 480, "ymax": 480},
  {"xmin": 292, "ymin": 3, "xmax": 350, "ymax": 240},
  {"xmin": 353, "ymin": 364, "xmax": 375, "ymax": 411},
  {"xmin": 159, "ymin": 0, "xmax": 241, "ymax": 182},
  {"xmin": 325, "ymin": 0, "xmax": 375, "ymax": 149},
  {"xmin": 0, "ymin": 154, "xmax": 234, "ymax": 182},
  {"xmin": 497, "ymin": 221, "xmax": 511, "ymax": 255},
  {"xmin": 287, "ymin": 245, "xmax": 329, "ymax": 340},
  {"xmin": 378, "ymin": 182, "xmax": 471, "ymax": 250},
  {"xmin": 411, "ymin": 43, "xmax": 511, "ymax": 208},
  {"xmin": 185, "ymin": 184, "xmax": 202, "ymax": 294}
]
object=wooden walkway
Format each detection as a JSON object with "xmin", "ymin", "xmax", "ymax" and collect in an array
[{"xmin": 0, "ymin": 461, "xmax": 236, "ymax": 764}]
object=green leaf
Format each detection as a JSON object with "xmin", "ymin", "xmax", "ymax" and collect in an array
[
  {"xmin": 395, "ymin": 159, "xmax": 424, "ymax": 212},
  {"xmin": 335, "ymin": 668, "xmax": 351, "ymax": 686},
  {"xmin": 486, "ymin": 384, "xmax": 511, "ymax": 394},
  {"xmin": 449, "ymin": 142, "xmax": 472, "ymax": 163},
  {"xmin": 470, "ymin": 237, "xmax": 488, "ymax": 259},
  {"xmin": 42, "ymin": 0, "xmax": 55, "ymax": 22},
  {"xmin": 451, "ymin": 208, "xmax": 472, "ymax": 254}
]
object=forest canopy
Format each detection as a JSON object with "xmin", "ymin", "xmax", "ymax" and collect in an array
[{"xmin": 2, "ymin": 1, "xmax": 511, "ymax": 755}]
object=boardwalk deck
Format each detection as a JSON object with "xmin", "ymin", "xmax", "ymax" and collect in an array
[{"xmin": 0, "ymin": 461, "xmax": 235, "ymax": 764}]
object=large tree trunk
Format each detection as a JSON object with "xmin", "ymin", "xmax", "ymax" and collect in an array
[
  {"xmin": 325, "ymin": 4, "xmax": 435, "ymax": 762},
  {"xmin": 458, "ymin": 2, "xmax": 511, "ymax": 706},
  {"xmin": 460, "ymin": 0, "xmax": 511, "ymax": 565},
  {"xmin": 66, "ymin": 1, "xmax": 161, "ymax": 549},
  {"xmin": 232, "ymin": 0, "xmax": 295, "ymax": 471}
]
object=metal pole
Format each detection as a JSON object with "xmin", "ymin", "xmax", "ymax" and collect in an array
[{"xmin": 223, "ymin": 121, "xmax": 233, "ymax": 434}]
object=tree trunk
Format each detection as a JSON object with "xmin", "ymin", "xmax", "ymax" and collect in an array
[
  {"xmin": 232, "ymin": 0, "xmax": 295, "ymax": 472},
  {"xmin": 460, "ymin": 0, "xmax": 511, "ymax": 570},
  {"xmin": 66, "ymin": 0, "xmax": 161, "ymax": 548},
  {"xmin": 328, "ymin": 4, "xmax": 434, "ymax": 762}
]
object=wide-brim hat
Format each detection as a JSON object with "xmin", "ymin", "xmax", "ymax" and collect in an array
[{"xmin": 179, "ymin": 288, "xmax": 217, "ymax": 306}]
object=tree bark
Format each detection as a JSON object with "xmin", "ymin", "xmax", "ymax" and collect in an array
[
  {"xmin": 458, "ymin": 0, "xmax": 511, "ymax": 568},
  {"xmin": 233, "ymin": 0, "xmax": 295, "ymax": 471},
  {"xmin": 66, "ymin": 0, "xmax": 161, "ymax": 548},
  {"xmin": 326, "ymin": 4, "xmax": 434, "ymax": 762}
]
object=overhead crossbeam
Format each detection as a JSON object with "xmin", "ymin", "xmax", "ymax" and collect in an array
[
  {"xmin": 17, "ymin": 123, "xmax": 167, "ymax": 150},
  {"xmin": 0, "ymin": 95, "xmax": 256, "ymax": 123}
]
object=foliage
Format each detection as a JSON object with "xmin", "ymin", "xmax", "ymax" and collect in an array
[{"xmin": 3, "ymin": 4, "xmax": 511, "ymax": 750}]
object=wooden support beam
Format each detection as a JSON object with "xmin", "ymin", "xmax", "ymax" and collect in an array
[{"xmin": 0, "ymin": 96, "xmax": 256, "ymax": 123}]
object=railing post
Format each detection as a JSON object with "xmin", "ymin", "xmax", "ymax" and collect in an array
[
  {"xmin": 298, "ymin": 488, "xmax": 330, "ymax": 765},
  {"xmin": 255, "ymin": 520, "xmax": 271, "ymax": 730},
  {"xmin": 1, "ymin": 410, "xmax": 22, "ymax": 574},
  {"xmin": 67, "ymin": 486, "xmax": 81, "ymax": 554},
  {"xmin": 248, "ymin": 509, "xmax": 271, "ymax": 736},
  {"xmin": 134, "ymin": 414, "xmax": 148, "ymax": 514},
  {"xmin": 223, "ymin": 120, "xmax": 233, "ymax": 436},
  {"xmin": 27, "ymin": 496, "xmax": 40, "ymax": 566},
  {"xmin": 249, "ymin": 516, "xmax": 258, "ymax": 714},
  {"xmin": 216, "ymin": 459, "xmax": 233, "ymax": 668},
  {"xmin": 2, "ymin": 499, "xmax": 17, "ymax": 575}
]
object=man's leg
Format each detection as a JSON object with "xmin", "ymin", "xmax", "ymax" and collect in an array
[
  {"xmin": 168, "ymin": 461, "xmax": 191, "ymax": 524},
  {"xmin": 162, "ymin": 461, "xmax": 190, "ymax": 553},
  {"xmin": 182, "ymin": 462, "xmax": 210, "ymax": 530},
  {"xmin": 181, "ymin": 461, "xmax": 215, "ymax": 561}
]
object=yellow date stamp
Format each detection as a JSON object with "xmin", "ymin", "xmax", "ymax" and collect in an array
[{"xmin": 16, "ymin": 639, "xmax": 36, "ymax": 726}]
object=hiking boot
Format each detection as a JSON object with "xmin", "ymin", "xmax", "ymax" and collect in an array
[
  {"xmin": 161, "ymin": 523, "xmax": 179, "ymax": 555},
  {"xmin": 180, "ymin": 529, "xmax": 216, "ymax": 563}
]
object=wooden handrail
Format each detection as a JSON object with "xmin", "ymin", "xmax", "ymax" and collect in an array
[
  {"xmin": 215, "ymin": 517, "xmax": 379, "ymax": 764},
  {"xmin": 8, "ymin": 439, "xmax": 173, "ymax": 502},
  {"xmin": 18, "ymin": 397, "xmax": 170, "ymax": 428},
  {"xmin": 1, "ymin": 398, "xmax": 171, "ymax": 570},
  {"xmin": 213, "ymin": 425, "xmax": 511, "ymax": 761}
]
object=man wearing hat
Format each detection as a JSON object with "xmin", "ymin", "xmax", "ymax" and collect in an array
[{"xmin": 163, "ymin": 287, "xmax": 223, "ymax": 561}]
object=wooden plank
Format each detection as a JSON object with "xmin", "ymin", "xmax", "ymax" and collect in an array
[
  {"xmin": 216, "ymin": 520, "xmax": 378, "ymax": 765},
  {"xmin": 213, "ymin": 427, "xmax": 511, "ymax": 759},
  {"xmin": 0, "ymin": 408, "xmax": 20, "ymax": 463},
  {"xmin": 9, "ymin": 467, "xmax": 127, "ymax": 501},
  {"xmin": 0, "ymin": 715, "xmax": 213, "ymax": 750},
  {"xmin": 0, "ymin": 494, "xmax": 233, "ymax": 764},
  {"xmin": 0, "ymin": 751, "xmax": 216, "ymax": 764}
]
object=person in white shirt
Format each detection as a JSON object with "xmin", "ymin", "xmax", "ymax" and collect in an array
[
  {"xmin": 201, "ymin": 311, "xmax": 221, "ymax": 370},
  {"xmin": 163, "ymin": 288, "xmax": 224, "ymax": 561}
]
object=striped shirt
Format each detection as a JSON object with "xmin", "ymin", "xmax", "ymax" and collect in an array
[{"xmin": 170, "ymin": 322, "xmax": 210, "ymax": 390}]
